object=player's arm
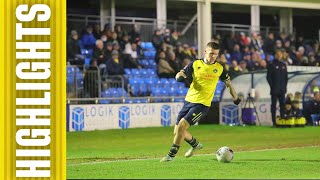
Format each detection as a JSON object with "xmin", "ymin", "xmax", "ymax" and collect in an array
[
  {"xmin": 220, "ymin": 67, "xmax": 241, "ymax": 105},
  {"xmin": 224, "ymin": 79, "xmax": 240, "ymax": 105},
  {"xmin": 176, "ymin": 61, "xmax": 193, "ymax": 82}
]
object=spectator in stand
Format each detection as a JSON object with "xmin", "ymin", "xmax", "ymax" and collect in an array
[
  {"xmin": 107, "ymin": 32, "xmax": 119, "ymax": 46},
  {"xmin": 274, "ymin": 40, "xmax": 283, "ymax": 53},
  {"xmin": 102, "ymin": 26, "xmax": 113, "ymax": 40},
  {"xmin": 105, "ymin": 42, "xmax": 113, "ymax": 60},
  {"xmin": 284, "ymin": 40, "xmax": 293, "ymax": 54},
  {"xmin": 93, "ymin": 40, "xmax": 108, "ymax": 66},
  {"xmin": 212, "ymin": 34, "xmax": 222, "ymax": 44},
  {"xmin": 114, "ymin": 24, "xmax": 126, "ymax": 42},
  {"xmin": 106, "ymin": 50, "xmax": 124, "ymax": 75},
  {"xmin": 101, "ymin": 34, "xmax": 108, "ymax": 47},
  {"xmin": 295, "ymin": 46, "xmax": 307, "ymax": 65},
  {"xmin": 167, "ymin": 51, "xmax": 181, "ymax": 73},
  {"xmin": 257, "ymin": 59, "xmax": 268, "ymax": 70},
  {"xmin": 182, "ymin": 43, "xmax": 196, "ymax": 61},
  {"xmin": 224, "ymin": 32, "xmax": 238, "ymax": 53},
  {"xmin": 112, "ymin": 42, "xmax": 122, "ymax": 54},
  {"xmin": 231, "ymin": 44, "xmax": 242, "ymax": 63},
  {"xmin": 80, "ymin": 25, "xmax": 97, "ymax": 49},
  {"xmin": 156, "ymin": 42, "xmax": 168, "ymax": 63},
  {"xmin": 243, "ymin": 45, "xmax": 251, "ymax": 55},
  {"xmin": 163, "ymin": 28, "xmax": 171, "ymax": 45},
  {"xmin": 307, "ymin": 52, "xmax": 319, "ymax": 66},
  {"xmin": 190, "ymin": 47, "xmax": 197, "ymax": 60},
  {"xmin": 152, "ymin": 29, "xmax": 163, "ymax": 51},
  {"xmin": 92, "ymin": 24, "xmax": 102, "ymax": 40},
  {"xmin": 169, "ymin": 29, "xmax": 180, "ymax": 47},
  {"xmin": 181, "ymin": 58, "xmax": 191, "ymax": 68},
  {"xmin": 243, "ymin": 53, "xmax": 255, "ymax": 71},
  {"xmin": 218, "ymin": 54, "xmax": 229, "ymax": 70},
  {"xmin": 129, "ymin": 25, "xmax": 140, "ymax": 42},
  {"xmin": 119, "ymin": 34, "xmax": 130, "ymax": 52},
  {"xmin": 250, "ymin": 32, "xmax": 263, "ymax": 53},
  {"xmin": 129, "ymin": 42, "xmax": 142, "ymax": 68},
  {"xmin": 251, "ymin": 52, "xmax": 263, "ymax": 70},
  {"xmin": 278, "ymin": 32, "xmax": 288, "ymax": 45},
  {"xmin": 239, "ymin": 32, "xmax": 250, "ymax": 49},
  {"xmin": 263, "ymin": 32, "xmax": 275, "ymax": 55},
  {"xmin": 158, "ymin": 51, "xmax": 176, "ymax": 78},
  {"xmin": 134, "ymin": 39, "xmax": 143, "ymax": 57},
  {"xmin": 239, "ymin": 60, "xmax": 249, "ymax": 73},
  {"xmin": 122, "ymin": 41, "xmax": 141, "ymax": 69},
  {"xmin": 228, "ymin": 60, "xmax": 242, "ymax": 79},
  {"xmin": 67, "ymin": 30, "xmax": 84, "ymax": 65},
  {"xmin": 175, "ymin": 43, "xmax": 186, "ymax": 63},
  {"xmin": 282, "ymin": 50, "xmax": 293, "ymax": 66}
]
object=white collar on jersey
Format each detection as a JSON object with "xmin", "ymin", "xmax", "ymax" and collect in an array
[{"xmin": 203, "ymin": 58, "xmax": 216, "ymax": 64}]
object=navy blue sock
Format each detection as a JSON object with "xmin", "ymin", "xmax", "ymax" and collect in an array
[
  {"xmin": 167, "ymin": 144, "xmax": 180, "ymax": 157},
  {"xmin": 185, "ymin": 136, "xmax": 199, "ymax": 148}
]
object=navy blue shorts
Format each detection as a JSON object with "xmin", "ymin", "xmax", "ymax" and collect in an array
[{"xmin": 176, "ymin": 101, "xmax": 210, "ymax": 126}]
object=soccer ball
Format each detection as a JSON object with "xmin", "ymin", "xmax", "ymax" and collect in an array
[{"xmin": 216, "ymin": 146, "xmax": 234, "ymax": 163}]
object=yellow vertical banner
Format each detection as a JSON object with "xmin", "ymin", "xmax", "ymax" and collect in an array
[{"xmin": 1, "ymin": 0, "xmax": 66, "ymax": 179}]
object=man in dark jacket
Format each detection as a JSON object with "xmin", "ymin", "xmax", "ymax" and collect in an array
[
  {"xmin": 263, "ymin": 32, "xmax": 275, "ymax": 55},
  {"xmin": 152, "ymin": 29, "xmax": 163, "ymax": 51},
  {"xmin": 267, "ymin": 50, "xmax": 288, "ymax": 126},
  {"xmin": 106, "ymin": 50, "xmax": 124, "ymax": 75},
  {"xmin": 67, "ymin": 30, "xmax": 85, "ymax": 66}
]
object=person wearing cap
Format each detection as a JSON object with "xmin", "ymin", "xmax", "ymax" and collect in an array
[
  {"xmin": 67, "ymin": 30, "xmax": 84, "ymax": 65},
  {"xmin": 267, "ymin": 49, "xmax": 288, "ymax": 127},
  {"xmin": 106, "ymin": 50, "xmax": 124, "ymax": 76},
  {"xmin": 105, "ymin": 41, "xmax": 113, "ymax": 60}
]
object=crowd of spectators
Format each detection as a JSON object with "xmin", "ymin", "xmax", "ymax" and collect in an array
[
  {"xmin": 67, "ymin": 23, "xmax": 320, "ymax": 81},
  {"xmin": 216, "ymin": 31, "xmax": 320, "ymax": 79}
]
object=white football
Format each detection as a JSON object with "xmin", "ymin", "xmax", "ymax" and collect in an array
[{"xmin": 216, "ymin": 146, "xmax": 234, "ymax": 163}]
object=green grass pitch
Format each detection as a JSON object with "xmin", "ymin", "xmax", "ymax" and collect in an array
[{"xmin": 67, "ymin": 125, "xmax": 320, "ymax": 179}]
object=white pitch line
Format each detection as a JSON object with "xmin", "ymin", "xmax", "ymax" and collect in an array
[{"xmin": 67, "ymin": 145, "xmax": 319, "ymax": 166}]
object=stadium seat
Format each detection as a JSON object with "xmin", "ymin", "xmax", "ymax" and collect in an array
[
  {"xmin": 141, "ymin": 42, "xmax": 146, "ymax": 49},
  {"xmin": 144, "ymin": 51, "xmax": 151, "ymax": 58},
  {"xmin": 145, "ymin": 42, "xmax": 154, "ymax": 50},
  {"xmin": 124, "ymin": 68, "xmax": 131, "ymax": 75}
]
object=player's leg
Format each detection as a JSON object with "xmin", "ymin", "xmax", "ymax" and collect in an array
[
  {"xmin": 160, "ymin": 118, "xmax": 190, "ymax": 162},
  {"xmin": 184, "ymin": 104, "xmax": 209, "ymax": 158},
  {"xmin": 160, "ymin": 102, "xmax": 190, "ymax": 162}
]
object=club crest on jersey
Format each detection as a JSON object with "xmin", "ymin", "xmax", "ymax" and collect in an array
[{"xmin": 213, "ymin": 69, "xmax": 218, "ymax": 73}]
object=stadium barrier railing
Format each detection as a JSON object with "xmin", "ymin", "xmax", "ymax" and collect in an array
[{"xmin": 67, "ymin": 14, "xmax": 291, "ymax": 46}]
